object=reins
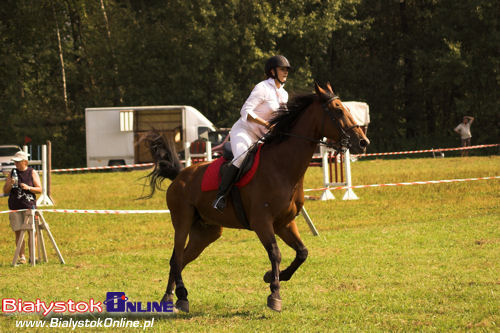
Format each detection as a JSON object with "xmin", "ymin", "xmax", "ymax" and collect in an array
[{"xmin": 274, "ymin": 95, "xmax": 359, "ymax": 153}]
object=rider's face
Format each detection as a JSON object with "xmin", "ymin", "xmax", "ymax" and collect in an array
[{"xmin": 274, "ymin": 67, "xmax": 289, "ymax": 83}]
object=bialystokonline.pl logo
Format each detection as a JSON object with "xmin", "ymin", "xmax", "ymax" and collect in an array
[
  {"xmin": 2, "ymin": 292, "xmax": 173, "ymax": 315},
  {"xmin": 2, "ymin": 292, "xmax": 173, "ymax": 329}
]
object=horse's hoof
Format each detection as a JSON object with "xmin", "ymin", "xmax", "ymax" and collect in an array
[
  {"xmin": 267, "ymin": 295, "xmax": 282, "ymax": 312},
  {"xmin": 161, "ymin": 293, "xmax": 174, "ymax": 303},
  {"xmin": 263, "ymin": 270, "xmax": 272, "ymax": 283},
  {"xmin": 175, "ymin": 299, "xmax": 189, "ymax": 313}
]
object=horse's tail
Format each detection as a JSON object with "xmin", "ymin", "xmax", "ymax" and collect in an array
[{"xmin": 142, "ymin": 130, "xmax": 183, "ymax": 198}]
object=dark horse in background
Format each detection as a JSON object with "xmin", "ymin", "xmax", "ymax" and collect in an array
[{"xmin": 145, "ymin": 83, "xmax": 369, "ymax": 312}]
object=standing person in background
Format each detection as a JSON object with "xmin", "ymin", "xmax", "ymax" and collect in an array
[
  {"xmin": 212, "ymin": 55, "xmax": 291, "ymax": 212},
  {"xmin": 3, "ymin": 151, "xmax": 42, "ymax": 264},
  {"xmin": 454, "ymin": 116, "xmax": 474, "ymax": 157}
]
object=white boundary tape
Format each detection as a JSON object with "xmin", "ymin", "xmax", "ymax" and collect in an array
[
  {"xmin": 304, "ymin": 176, "xmax": 500, "ymax": 192},
  {"xmin": 48, "ymin": 143, "xmax": 499, "ymax": 173},
  {"xmin": 354, "ymin": 143, "xmax": 499, "ymax": 158},
  {"xmin": 2, "ymin": 176, "xmax": 498, "ymax": 214},
  {"xmin": 52, "ymin": 163, "xmax": 154, "ymax": 172},
  {"xmin": 0, "ymin": 209, "xmax": 170, "ymax": 214}
]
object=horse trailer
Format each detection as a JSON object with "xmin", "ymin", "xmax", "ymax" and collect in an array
[{"xmin": 85, "ymin": 105, "xmax": 220, "ymax": 167}]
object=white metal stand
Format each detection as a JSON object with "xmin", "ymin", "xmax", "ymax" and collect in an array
[
  {"xmin": 37, "ymin": 145, "xmax": 54, "ymax": 206},
  {"xmin": 320, "ymin": 145, "xmax": 335, "ymax": 200},
  {"xmin": 342, "ymin": 150, "xmax": 359, "ymax": 200},
  {"xmin": 320, "ymin": 144, "xmax": 359, "ymax": 200}
]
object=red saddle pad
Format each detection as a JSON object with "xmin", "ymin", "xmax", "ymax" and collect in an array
[{"xmin": 201, "ymin": 145, "xmax": 262, "ymax": 192}]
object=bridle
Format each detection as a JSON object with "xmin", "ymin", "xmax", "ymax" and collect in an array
[
  {"xmin": 320, "ymin": 95, "xmax": 360, "ymax": 152},
  {"xmin": 264, "ymin": 94, "xmax": 360, "ymax": 153}
]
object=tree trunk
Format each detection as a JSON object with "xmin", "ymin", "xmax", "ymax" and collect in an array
[
  {"xmin": 51, "ymin": 0, "xmax": 69, "ymax": 114},
  {"xmin": 100, "ymin": 0, "xmax": 123, "ymax": 104}
]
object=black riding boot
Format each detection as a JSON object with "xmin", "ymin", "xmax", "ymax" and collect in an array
[{"xmin": 213, "ymin": 164, "xmax": 239, "ymax": 212}]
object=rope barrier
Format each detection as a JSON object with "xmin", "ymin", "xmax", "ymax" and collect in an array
[
  {"xmin": 45, "ymin": 143, "xmax": 499, "ymax": 173},
  {"xmin": 0, "ymin": 208, "xmax": 170, "ymax": 214},
  {"xmin": 1, "ymin": 176, "xmax": 498, "ymax": 214},
  {"xmin": 51, "ymin": 163, "xmax": 154, "ymax": 173},
  {"xmin": 354, "ymin": 143, "xmax": 499, "ymax": 158},
  {"xmin": 303, "ymin": 176, "xmax": 500, "ymax": 192}
]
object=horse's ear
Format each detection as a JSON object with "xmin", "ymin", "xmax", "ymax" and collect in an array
[
  {"xmin": 326, "ymin": 82, "xmax": 334, "ymax": 94},
  {"xmin": 314, "ymin": 82, "xmax": 326, "ymax": 96}
]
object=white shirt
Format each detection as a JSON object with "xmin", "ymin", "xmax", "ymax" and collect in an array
[
  {"xmin": 454, "ymin": 122, "xmax": 472, "ymax": 139},
  {"xmin": 238, "ymin": 78, "xmax": 288, "ymax": 137}
]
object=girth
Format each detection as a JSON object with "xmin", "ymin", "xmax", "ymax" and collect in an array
[{"xmin": 218, "ymin": 143, "xmax": 261, "ymax": 231}]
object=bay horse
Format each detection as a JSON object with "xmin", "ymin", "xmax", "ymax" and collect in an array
[{"xmin": 145, "ymin": 83, "xmax": 369, "ymax": 312}]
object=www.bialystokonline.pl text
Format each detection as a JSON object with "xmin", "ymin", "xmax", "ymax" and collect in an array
[{"xmin": 16, "ymin": 317, "xmax": 155, "ymax": 330}]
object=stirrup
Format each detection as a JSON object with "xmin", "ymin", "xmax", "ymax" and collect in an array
[{"xmin": 213, "ymin": 196, "xmax": 226, "ymax": 212}]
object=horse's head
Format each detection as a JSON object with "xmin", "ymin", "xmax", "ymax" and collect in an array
[{"xmin": 314, "ymin": 82, "xmax": 370, "ymax": 154}]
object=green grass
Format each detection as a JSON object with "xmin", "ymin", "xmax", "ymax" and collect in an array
[{"xmin": 0, "ymin": 156, "xmax": 499, "ymax": 332}]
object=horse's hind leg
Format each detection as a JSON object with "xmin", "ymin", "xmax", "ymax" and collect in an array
[
  {"xmin": 161, "ymin": 220, "xmax": 222, "ymax": 311},
  {"xmin": 182, "ymin": 221, "xmax": 222, "ymax": 267},
  {"xmin": 264, "ymin": 220, "xmax": 308, "ymax": 283}
]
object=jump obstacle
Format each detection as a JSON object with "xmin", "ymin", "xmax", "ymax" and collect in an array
[
  {"xmin": 319, "ymin": 145, "xmax": 358, "ymax": 201},
  {"xmin": 185, "ymin": 140, "xmax": 212, "ymax": 167}
]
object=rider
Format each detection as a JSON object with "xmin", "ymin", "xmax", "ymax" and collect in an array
[{"xmin": 213, "ymin": 55, "xmax": 291, "ymax": 212}]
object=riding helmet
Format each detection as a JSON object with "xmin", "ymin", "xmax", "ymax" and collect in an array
[{"xmin": 265, "ymin": 55, "xmax": 291, "ymax": 78}]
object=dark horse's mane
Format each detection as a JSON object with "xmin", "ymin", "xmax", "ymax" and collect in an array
[{"xmin": 263, "ymin": 93, "xmax": 317, "ymax": 144}]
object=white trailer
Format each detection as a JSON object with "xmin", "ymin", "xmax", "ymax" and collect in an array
[{"xmin": 85, "ymin": 105, "xmax": 218, "ymax": 167}]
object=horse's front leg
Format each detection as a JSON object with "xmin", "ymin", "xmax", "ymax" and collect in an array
[
  {"xmin": 265, "ymin": 242, "xmax": 282, "ymax": 311},
  {"xmin": 255, "ymin": 223, "xmax": 282, "ymax": 312},
  {"xmin": 264, "ymin": 220, "xmax": 308, "ymax": 283}
]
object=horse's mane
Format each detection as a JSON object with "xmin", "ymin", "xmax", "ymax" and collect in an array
[{"xmin": 263, "ymin": 93, "xmax": 317, "ymax": 144}]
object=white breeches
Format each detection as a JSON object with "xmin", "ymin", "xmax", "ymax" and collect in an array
[{"xmin": 229, "ymin": 119, "xmax": 265, "ymax": 168}]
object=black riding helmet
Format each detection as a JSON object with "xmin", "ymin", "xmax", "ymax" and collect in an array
[{"xmin": 265, "ymin": 55, "xmax": 291, "ymax": 80}]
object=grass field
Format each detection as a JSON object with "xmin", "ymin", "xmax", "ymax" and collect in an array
[{"xmin": 0, "ymin": 156, "xmax": 499, "ymax": 332}]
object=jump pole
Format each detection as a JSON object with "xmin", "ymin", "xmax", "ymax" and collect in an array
[{"xmin": 300, "ymin": 207, "xmax": 319, "ymax": 236}]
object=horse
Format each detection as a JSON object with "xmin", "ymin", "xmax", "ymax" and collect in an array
[{"xmin": 145, "ymin": 83, "xmax": 369, "ymax": 312}]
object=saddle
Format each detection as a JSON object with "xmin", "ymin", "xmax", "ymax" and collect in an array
[
  {"xmin": 201, "ymin": 143, "xmax": 263, "ymax": 230},
  {"xmin": 220, "ymin": 142, "xmax": 260, "ymax": 184},
  {"xmin": 201, "ymin": 143, "xmax": 262, "ymax": 192}
]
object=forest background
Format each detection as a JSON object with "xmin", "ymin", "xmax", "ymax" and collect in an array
[{"xmin": 0, "ymin": 0, "xmax": 498, "ymax": 167}]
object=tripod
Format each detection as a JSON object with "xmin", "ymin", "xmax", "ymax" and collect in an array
[{"xmin": 12, "ymin": 209, "xmax": 65, "ymax": 266}]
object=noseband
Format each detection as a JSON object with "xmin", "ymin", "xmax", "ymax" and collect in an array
[{"xmin": 321, "ymin": 95, "xmax": 360, "ymax": 152}]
